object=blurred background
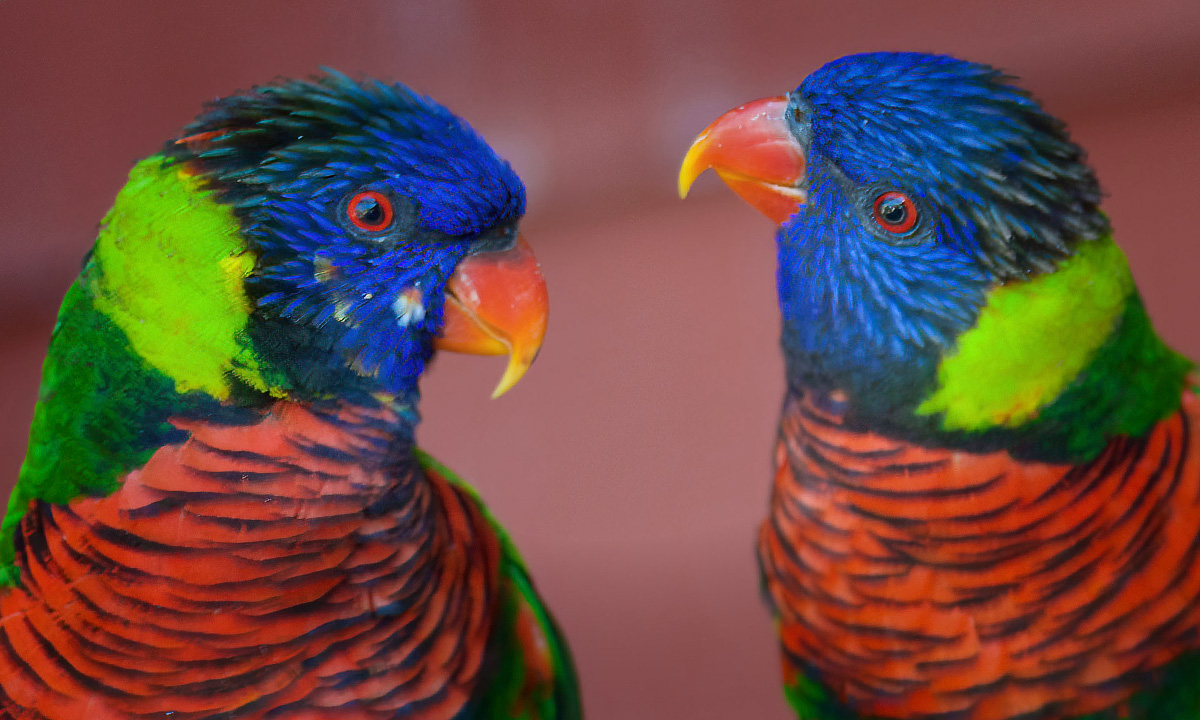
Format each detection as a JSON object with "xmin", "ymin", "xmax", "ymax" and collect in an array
[{"xmin": 1, "ymin": 1, "xmax": 1198, "ymax": 717}]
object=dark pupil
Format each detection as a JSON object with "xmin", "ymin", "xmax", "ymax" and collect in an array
[
  {"xmin": 355, "ymin": 197, "xmax": 384, "ymax": 226},
  {"xmin": 879, "ymin": 198, "xmax": 907, "ymax": 225}
]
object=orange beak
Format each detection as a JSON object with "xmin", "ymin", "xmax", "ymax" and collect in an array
[
  {"xmin": 678, "ymin": 95, "xmax": 808, "ymax": 225},
  {"xmin": 434, "ymin": 234, "xmax": 549, "ymax": 398}
]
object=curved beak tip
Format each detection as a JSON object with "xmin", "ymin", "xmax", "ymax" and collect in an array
[
  {"xmin": 434, "ymin": 235, "xmax": 549, "ymax": 398},
  {"xmin": 678, "ymin": 132, "xmax": 711, "ymax": 199},
  {"xmin": 490, "ymin": 347, "xmax": 539, "ymax": 399}
]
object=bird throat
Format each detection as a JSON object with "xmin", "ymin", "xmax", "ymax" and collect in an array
[
  {"xmin": 759, "ymin": 387, "xmax": 1200, "ymax": 720},
  {"xmin": 0, "ymin": 400, "xmax": 503, "ymax": 719}
]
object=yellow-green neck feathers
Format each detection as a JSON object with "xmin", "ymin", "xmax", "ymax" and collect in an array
[
  {"xmin": 90, "ymin": 156, "xmax": 283, "ymax": 400},
  {"xmin": 918, "ymin": 237, "xmax": 1134, "ymax": 430},
  {"xmin": 915, "ymin": 236, "xmax": 1192, "ymax": 461}
]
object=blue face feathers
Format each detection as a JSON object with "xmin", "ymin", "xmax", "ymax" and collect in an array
[
  {"xmin": 777, "ymin": 52, "xmax": 1107, "ymax": 418},
  {"xmin": 167, "ymin": 71, "xmax": 525, "ymax": 402},
  {"xmin": 794, "ymin": 52, "xmax": 1106, "ymax": 277}
]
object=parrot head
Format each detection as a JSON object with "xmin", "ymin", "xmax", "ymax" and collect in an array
[
  {"xmin": 680, "ymin": 52, "xmax": 1115, "ymax": 436},
  {"xmin": 163, "ymin": 71, "xmax": 548, "ymax": 402}
]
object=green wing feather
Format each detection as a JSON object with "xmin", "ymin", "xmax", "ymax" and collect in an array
[
  {"xmin": 1, "ymin": 156, "xmax": 271, "ymax": 583},
  {"xmin": 415, "ymin": 449, "xmax": 582, "ymax": 720},
  {"xmin": 0, "ymin": 279, "xmax": 185, "ymax": 582}
]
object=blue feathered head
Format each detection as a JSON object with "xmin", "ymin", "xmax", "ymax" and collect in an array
[
  {"xmin": 168, "ymin": 71, "xmax": 545, "ymax": 404},
  {"xmin": 680, "ymin": 52, "xmax": 1108, "ymax": 429}
]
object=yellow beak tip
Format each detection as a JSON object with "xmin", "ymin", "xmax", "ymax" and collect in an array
[
  {"xmin": 489, "ymin": 371, "xmax": 522, "ymax": 400},
  {"xmin": 677, "ymin": 175, "xmax": 694, "ymax": 200},
  {"xmin": 678, "ymin": 139, "xmax": 709, "ymax": 200},
  {"xmin": 676, "ymin": 131, "xmax": 710, "ymax": 199},
  {"xmin": 489, "ymin": 379, "xmax": 514, "ymax": 400},
  {"xmin": 489, "ymin": 352, "xmax": 534, "ymax": 399}
]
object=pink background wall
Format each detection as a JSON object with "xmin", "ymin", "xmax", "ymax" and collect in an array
[{"xmin": 2, "ymin": 2, "xmax": 1198, "ymax": 717}]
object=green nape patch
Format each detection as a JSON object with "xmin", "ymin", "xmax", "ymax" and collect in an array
[
  {"xmin": 1020, "ymin": 292, "xmax": 1193, "ymax": 461},
  {"xmin": 1, "ymin": 283, "xmax": 210, "ymax": 583},
  {"xmin": 90, "ymin": 155, "xmax": 280, "ymax": 400},
  {"xmin": 1, "ymin": 155, "xmax": 290, "ymax": 585},
  {"xmin": 918, "ymin": 237, "xmax": 1134, "ymax": 431}
]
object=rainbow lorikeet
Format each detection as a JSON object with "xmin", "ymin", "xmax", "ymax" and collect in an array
[
  {"xmin": 0, "ymin": 72, "xmax": 580, "ymax": 720},
  {"xmin": 679, "ymin": 52, "xmax": 1200, "ymax": 720}
]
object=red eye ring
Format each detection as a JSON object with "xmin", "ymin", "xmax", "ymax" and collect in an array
[
  {"xmin": 872, "ymin": 191, "xmax": 918, "ymax": 234},
  {"xmin": 347, "ymin": 191, "xmax": 394, "ymax": 232}
]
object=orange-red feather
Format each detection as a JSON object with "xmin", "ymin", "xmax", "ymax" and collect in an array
[
  {"xmin": 0, "ymin": 402, "xmax": 501, "ymax": 720},
  {"xmin": 760, "ymin": 385, "xmax": 1200, "ymax": 719}
]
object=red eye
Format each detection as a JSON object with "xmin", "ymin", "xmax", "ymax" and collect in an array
[
  {"xmin": 347, "ymin": 191, "xmax": 394, "ymax": 232},
  {"xmin": 872, "ymin": 191, "xmax": 918, "ymax": 234}
]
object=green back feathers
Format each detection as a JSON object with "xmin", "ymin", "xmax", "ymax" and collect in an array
[
  {"xmin": 415, "ymin": 450, "xmax": 582, "ymax": 720},
  {"xmin": 1, "ymin": 283, "xmax": 186, "ymax": 581},
  {"xmin": 1022, "ymin": 292, "xmax": 1193, "ymax": 460},
  {"xmin": 915, "ymin": 236, "xmax": 1192, "ymax": 462},
  {"xmin": 2, "ymin": 156, "xmax": 279, "ymax": 583},
  {"xmin": 783, "ymin": 669, "xmax": 860, "ymax": 720},
  {"xmin": 475, "ymin": 566, "xmax": 583, "ymax": 720}
]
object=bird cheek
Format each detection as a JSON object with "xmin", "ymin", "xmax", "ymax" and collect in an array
[{"xmin": 391, "ymin": 287, "xmax": 427, "ymax": 327}]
